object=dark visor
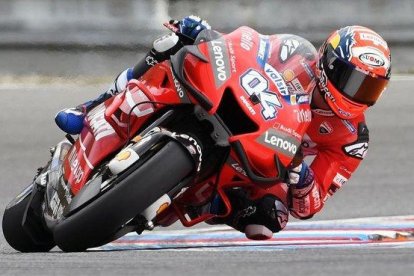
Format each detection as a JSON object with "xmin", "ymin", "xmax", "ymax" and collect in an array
[{"xmin": 322, "ymin": 45, "xmax": 389, "ymax": 106}]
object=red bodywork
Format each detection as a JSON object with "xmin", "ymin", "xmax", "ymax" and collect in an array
[{"xmin": 63, "ymin": 27, "xmax": 313, "ymax": 226}]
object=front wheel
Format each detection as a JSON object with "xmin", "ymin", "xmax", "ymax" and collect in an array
[
  {"xmin": 2, "ymin": 185, "xmax": 55, "ymax": 252},
  {"xmin": 53, "ymin": 139, "xmax": 195, "ymax": 252}
]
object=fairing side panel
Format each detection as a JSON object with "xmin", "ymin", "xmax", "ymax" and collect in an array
[{"xmin": 64, "ymin": 62, "xmax": 184, "ymax": 195}]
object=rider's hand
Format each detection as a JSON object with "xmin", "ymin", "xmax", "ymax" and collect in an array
[
  {"xmin": 288, "ymin": 161, "xmax": 314, "ymax": 188},
  {"xmin": 170, "ymin": 15, "xmax": 211, "ymax": 41},
  {"xmin": 289, "ymin": 162, "xmax": 320, "ymax": 220}
]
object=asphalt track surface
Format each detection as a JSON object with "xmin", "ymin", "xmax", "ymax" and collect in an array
[{"xmin": 1, "ymin": 76, "xmax": 414, "ymax": 275}]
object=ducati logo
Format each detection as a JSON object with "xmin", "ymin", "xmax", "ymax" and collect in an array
[{"xmin": 319, "ymin": 121, "xmax": 333, "ymax": 134}]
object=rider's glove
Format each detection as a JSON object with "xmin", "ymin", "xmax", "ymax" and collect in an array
[
  {"xmin": 170, "ymin": 15, "xmax": 211, "ymax": 41},
  {"xmin": 289, "ymin": 162, "xmax": 321, "ymax": 219},
  {"xmin": 288, "ymin": 161, "xmax": 314, "ymax": 188}
]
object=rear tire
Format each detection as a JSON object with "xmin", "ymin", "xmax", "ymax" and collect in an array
[
  {"xmin": 53, "ymin": 140, "xmax": 194, "ymax": 252},
  {"xmin": 2, "ymin": 191, "xmax": 55, "ymax": 252}
]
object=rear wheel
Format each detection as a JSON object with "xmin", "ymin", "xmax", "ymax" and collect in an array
[{"xmin": 53, "ymin": 139, "xmax": 194, "ymax": 252}]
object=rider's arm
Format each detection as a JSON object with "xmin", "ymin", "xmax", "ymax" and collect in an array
[
  {"xmin": 105, "ymin": 16, "xmax": 211, "ymax": 99},
  {"xmin": 79, "ymin": 16, "xmax": 210, "ymax": 114},
  {"xmin": 290, "ymin": 118, "xmax": 370, "ymax": 219}
]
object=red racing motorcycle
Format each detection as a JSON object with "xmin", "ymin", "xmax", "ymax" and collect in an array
[{"xmin": 2, "ymin": 27, "xmax": 312, "ymax": 252}]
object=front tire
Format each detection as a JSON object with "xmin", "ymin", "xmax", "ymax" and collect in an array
[
  {"xmin": 2, "ymin": 188, "xmax": 55, "ymax": 252},
  {"xmin": 53, "ymin": 140, "xmax": 194, "ymax": 252}
]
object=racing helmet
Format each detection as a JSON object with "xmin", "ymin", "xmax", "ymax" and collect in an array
[{"xmin": 316, "ymin": 26, "xmax": 391, "ymax": 119}]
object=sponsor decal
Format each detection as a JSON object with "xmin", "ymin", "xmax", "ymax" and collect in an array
[
  {"xmin": 294, "ymin": 109, "xmax": 312, "ymax": 123},
  {"xmin": 342, "ymin": 122, "xmax": 369, "ymax": 159},
  {"xmin": 273, "ymin": 122, "xmax": 302, "ymax": 140},
  {"xmin": 264, "ymin": 63, "xmax": 289, "ymax": 96},
  {"xmin": 208, "ymin": 38, "xmax": 231, "ymax": 87},
  {"xmin": 240, "ymin": 27, "xmax": 254, "ymax": 51},
  {"xmin": 360, "ymin": 33, "xmax": 388, "ymax": 49},
  {"xmin": 340, "ymin": 166, "xmax": 352, "ymax": 175},
  {"xmin": 115, "ymin": 151, "xmax": 131, "ymax": 161},
  {"xmin": 312, "ymin": 187, "xmax": 321, "ymax": 209},
  {"xmin": 337, "ymin": 108, "xmax": 352, "ymax": 118},
  {"xmin": 341, "ymin": 119, "xmax": 356, "ymax": 133},
  {"xmin": 257, "ymin": 35, "xmax": 270, "ymax": 68},
  {"xmin": 312, "ymin": 108, "xmax": 335, "ymax": 117},
  {"xmin": 227, "ymin": 156, "xmax": 248, "ymax": 177},
  {"xmin": 287, "ymin": 79, "xmax": 305, "ymax": 95},
  {"xmin": 239, "ymin": 95, "xmax": 256, "ymax": 116},
  {"xmin": 343, "ymin": 142, "xmax": 368, "ymax": 159},
  {"xmin": 237, "ymin": 206, "xmax": 257, "ymax": 219},
  {"xmin": 300, "ymin": 59, "xmax": 316, "ymax": 80},
  {"xmin": 324, "ymin": 91, "xmax": 336, "ymax": 102},
  {"xmin": 240, "ymin": 68, "xmax": 282, "ymax": 120},
  {"xmin": 156, "ymin": 202, "xmax": 170, "ymax": 215},
  {"xmin": 275, "ymin": 200, "xmax": 289, "ymax": 228},
  {"xmin": 282, "ymin": 94, "xmax": 310, "ymax": 105},
  {"xmin": 359, "ymin": 52, "xmax": 385, "ymax": 67},
  {"xmin": 282, "ymin": 69, "xmax": 295, "ymax": 82},
  {"xmin": 227, "ymin": 40, "xmax": 237, "ymax": 73},
  {"xmin": 68, "ymin": 147, "xmax": 84, "ymax": 184},
  {"xmin": 352, "ymin": 46, "xmax": 390, "ymax": 69},
  {"xmin": 171, "ymin": 69, "xmax": 190, "ymax": 102},
  {"xmin": 319, "ymin": 121, "xmax": 333, "ymax": 134},
  {"xmin": 87, "ymin": 104, "xmax": 116, "ymax": 141},
  {"xmin": 231, "ymin": 162, "xmax": 247, "ymax": 177},
  {"xmin": 358, "ymin": 122, "xmax": 369, "ymax": 140},
  {"xmin": 297, "ymin": 94, "xmax": 310, "ymax": 104},
  {"xmin": 173, "ymin": 133, "xmax": 203, "ymax": 172},
  {"xmin": 257, "ymin": 128, "xmax": 300, "ymax": 157},
  {"xmin": 327, "ymin": 183, "xmax": 340, "ymax": 196},
  {"xmin": 318, "ymin": 65, "xmax": 330, "ymax": 94},
  {"xmin": 333, "ymin": 173, "xmax": 348, "ymax": 187},
  {"xmin": 145, "ymin": 55, "xmax": 158, "ymax": 66},
  {"xmin": 280, "ymin": 38, "xmax": 300, "ymax": 63},
  {"xmin": 291, "ymin": 78, "xmax": 305, "ymax": 93}
]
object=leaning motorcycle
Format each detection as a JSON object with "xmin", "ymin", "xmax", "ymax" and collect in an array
[{"xmin": 2, "ymin": 27, "xmax": 312, "ymax": 252}]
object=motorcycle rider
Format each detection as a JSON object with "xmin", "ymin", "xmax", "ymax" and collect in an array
[{"xmin": 55, "ymin": 17, "xmax": 391, "ymax": 238}]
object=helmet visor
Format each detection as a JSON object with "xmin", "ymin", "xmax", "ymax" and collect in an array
[{"xmin": 322, "ymin": 45, "xmax": 389, "ymax": 105}]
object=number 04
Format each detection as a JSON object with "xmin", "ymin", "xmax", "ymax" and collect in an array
[{"xmin": 240, "ymin": 69, "xmax": 282, "ymax": 120}]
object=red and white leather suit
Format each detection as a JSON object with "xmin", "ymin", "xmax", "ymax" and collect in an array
[
  {"xmin": 290, "ymin": 108, "xmax": 369, "ymax": 219},
  {"xmin": 258, "ymin": 33, "xmax": 370, "ymax": 221}
]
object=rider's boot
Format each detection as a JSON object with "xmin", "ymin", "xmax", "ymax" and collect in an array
[
  {"xmin": 204, "ymin": 189, "xmax": 289, "ymax": 240},
  {"xmin": 55, "ymin": 68, "xmax": 133, "ymax": 134}
]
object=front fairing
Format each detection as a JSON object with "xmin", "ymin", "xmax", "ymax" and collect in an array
[{"xmin": 171, "ymin": 28, "xmax": 313, "ymax": 178}]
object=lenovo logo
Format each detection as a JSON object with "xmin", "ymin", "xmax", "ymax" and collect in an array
[
  {"xmin": 257, "ymin": 128, "xmax": 300, "ymax": 157},
  {"xmin": 209, "ymin": 38, "xmax": 231, "ymax": 87}
]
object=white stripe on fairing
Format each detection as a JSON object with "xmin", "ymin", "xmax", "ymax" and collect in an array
[
  {"xmin": 125, "ymin": 90, "xmax": 154, "ymax": 117},
  {"xmin": 125, "ymin": 91, "xmax": 139, "ymax": 115},
  {"xmin": 79, "ymin": 135, "xmax": 94, "ymax": 170},
  {"xmin": 79, "ymin": 135, "xmax": 86, "ymax": 151},
  {"xmin": 111, "ymin": 114, "xmax": 128, "ymax": 128},
  {"xmin": 83, "ymin": 151, "xmax": 94, "ymax": 170}
]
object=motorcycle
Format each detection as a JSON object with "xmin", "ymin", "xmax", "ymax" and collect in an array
[{"xmin": 2, "ymin": 26, "xmax": 312, "ymax": 252}]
